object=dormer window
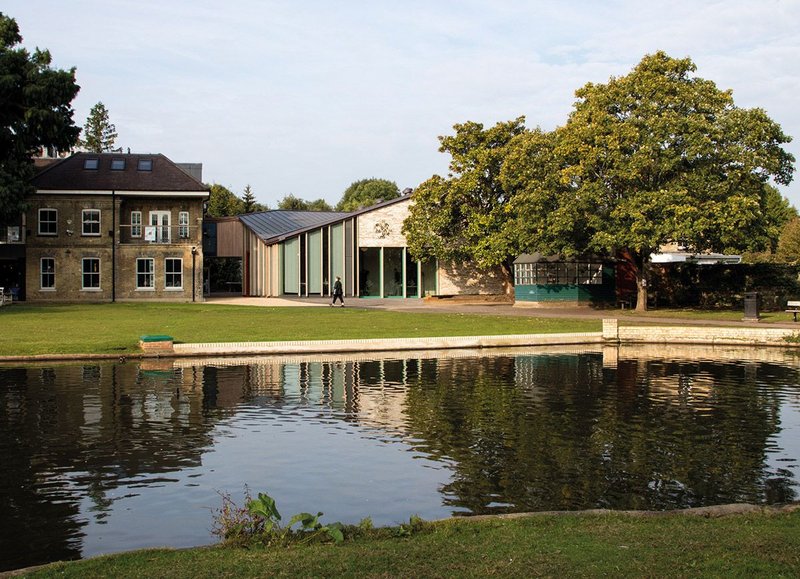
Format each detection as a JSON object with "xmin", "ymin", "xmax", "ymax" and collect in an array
[
  {"xmin": 111, "ymin": 158, "xmax": 125, "ymax": 170},
  {"xmin": 84, "ymin": 158, "xmax": 99, "ymax": 170},
  {"xmin": 137, "ymin": 159, "xmax": 153, "ymax": 171}
]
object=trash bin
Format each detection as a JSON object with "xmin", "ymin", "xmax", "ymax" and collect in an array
[{"xmin": 744, "ymin": 291, "xmax": 759, "ymax": 320}]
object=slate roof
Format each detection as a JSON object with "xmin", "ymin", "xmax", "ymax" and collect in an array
[
  {"xmin": 32, "ymin": 152, "xmax": 208, "ymax": 193},
  {"xmin": 239, "ymin": 210, "xmax": 351, "ymax": 243},
  {"xmin": 238, "ymin": 195, "xmax": 416, "ymax": 245}
]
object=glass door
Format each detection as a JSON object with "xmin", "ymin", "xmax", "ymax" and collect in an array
[{"xmin": 149, "ymin": 211, "xmax": 171, "ymax": 243}]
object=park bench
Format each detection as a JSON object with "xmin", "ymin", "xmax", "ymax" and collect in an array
[{"xmin": 786, "ymin": 300, "xmax": 800, "ymax": 322}]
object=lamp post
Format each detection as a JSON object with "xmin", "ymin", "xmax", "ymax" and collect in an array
[{"xmin": 191, "ymin": 246, "xmax": 198, "ymax": 302}]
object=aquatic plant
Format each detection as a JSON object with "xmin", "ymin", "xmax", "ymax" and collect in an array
[{"xmin": 212, "ymin": 488, "xmax": 343, "ymax": 546}]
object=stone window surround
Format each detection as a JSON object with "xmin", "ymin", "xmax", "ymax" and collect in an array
[
  {"xmin": 40, "ymin": 257, "xmax": 55, "ymax": 290},
  {"xmin": 81, "ymin": 257, "xmax": 101, "ymax": 290},
  {"xmin": 38, "ymin": 208, "xmax": 58, "ymax": 236},
  {"xmin": 165, "ymin": 257, "xmax": 183, "ymax": 290},
  {"xmin": 136, "ymin": 257, "xmax": 155, "ymax": 290},
  {"xmin": 131, "ymin": 211, "xmax": 142, "ymax": 238},
  {"xmin": 178, "ymin": 211, "xmax": 190, "ymax": 239},
  {"xmin": 82, "ymin": 209, "xmax": 101, "ymax": 236}
]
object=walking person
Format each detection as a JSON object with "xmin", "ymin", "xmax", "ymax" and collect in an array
[{"xmin": 331, "ymin": 276, "xmax": 345, "ymax": 307}]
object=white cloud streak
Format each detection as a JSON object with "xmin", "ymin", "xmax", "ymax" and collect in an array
[{"xmin": 5, "ymin": 0, "xmax": 800, "ymax": 206}]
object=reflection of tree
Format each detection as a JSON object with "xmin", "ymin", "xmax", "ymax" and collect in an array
[
  {"xmin": 1, "ymin": 353, "xmax": 797, "ymax": 571},
  {"xmin": 0, "ymin": 363, "xmax": 219, "ymax": 571},
  {"xmin": 0, "ymin": 370, "xmax": 83, "ymax": 570},
  {"xmin": 402, "ymin": 355, "xmax": 796, "ymax": 516}
]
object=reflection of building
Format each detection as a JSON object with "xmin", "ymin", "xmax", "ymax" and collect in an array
[
  {"xmin": 1, "ymin": 153, "xmax": 209, "ymax": 302},
  {"xmin": 204, "ymin": 196, "xmax": 506, "ymax": 298},
  {"xmin": 0, "ymin": 361, "xmax": 213, "ymax": 571},
  {"xmin": 198, "ymin": 358, "xmax": 417, "ymax": 433}
]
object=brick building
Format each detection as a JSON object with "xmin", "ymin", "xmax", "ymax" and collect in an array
[{"xmin": 5, "ymin": 152, "xmax": 209, "ymax": 302}]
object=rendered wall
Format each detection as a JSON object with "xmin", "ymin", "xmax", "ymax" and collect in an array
[
  {"xmin": 357, "ymin": 199, "xmax": 410, "ymax": 248},
  {"xmin": 437, "ymin": 260, "xmax": 506, "ymax": 296}
]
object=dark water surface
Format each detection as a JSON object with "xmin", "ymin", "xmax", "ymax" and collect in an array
[{"xmin": 1, "ymin": 348, "xmax": 799, "ymax": 571}]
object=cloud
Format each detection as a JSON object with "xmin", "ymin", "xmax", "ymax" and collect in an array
[{"xmin": 5, "ymin": 0, "xmax": 799, "ymax": 206}]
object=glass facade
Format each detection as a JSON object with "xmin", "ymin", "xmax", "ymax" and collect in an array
[
  {"xmin": 514, "ymin": 262, "xmax": 605, "ymax": 285},
  {"xmin": 383, "ymin": 248, "xmax": 404, "ymax": 297},
  {"xmin": 358, "ymin": 248, "xmax": 381, "ymax": 297}
]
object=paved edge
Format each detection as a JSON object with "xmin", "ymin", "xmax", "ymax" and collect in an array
[
  {"xmin": 172, "ymin": 332, "xmax": 604, "ymax": 357},
  {"xmin": 458, "ymin": 502, "xmax": 800, "ymax": 523},
  {"xmin": 2, "ymin": 323, "xmax": 800, "ymax": 363}
]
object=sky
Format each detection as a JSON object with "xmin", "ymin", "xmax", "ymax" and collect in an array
[{"xmin": 6, "ymin": 1, "xmax": 800, "ymax": 208}]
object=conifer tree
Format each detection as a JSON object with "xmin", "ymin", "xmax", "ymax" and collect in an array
[{"xmin": 81, "ymin": 102, "xmax": 118, "ymax": 153}]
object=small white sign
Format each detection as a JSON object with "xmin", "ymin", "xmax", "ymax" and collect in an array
[
  {"xmin": 7, "ymin": 227, "xmax": 20, "ymax": 242},
  {"xmin": 144, "ymin": 226, "xmax": 157, "ymax": 241}
]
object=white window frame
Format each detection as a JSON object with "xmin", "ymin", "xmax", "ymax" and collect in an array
[
  {"xmin": 38, "ymin": 208, "xmax": 58, "ymax": 236},
  {"xmin": 82, "ymin": 209, "xmax": 101, "ymax": 236},
  {"xmin": 136, "ymin": 258, "xmax": 155, "ymax": 290},
  {"xmin": 81, "ymin": 258, "xmax": 101, "ymax": 290},
  {"xmin": 131, "ymin": 211, "xmax": 142, "ymax": 238},
  {"xmin": 178, "ymin": 211, "xmax": 190, "ymax": 239},
  {"xmin": 165, "ymin": 258, "xmax": 183, "ymax": 290},
  {"xmin": 40, "ymin": 257, "xmax": 55, "ymax": 290}
]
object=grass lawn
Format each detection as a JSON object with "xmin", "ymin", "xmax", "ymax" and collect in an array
[
  {"xmin": 0, "ymin": 303, "xmax": 601, "ymax": 357},
  {"xmin": 24, "ymin": 510, "xmax": 800, "ymax": 578},
  {"xmin": 619, "ymin": 307, "xmax": 797, "ymax": 323}
]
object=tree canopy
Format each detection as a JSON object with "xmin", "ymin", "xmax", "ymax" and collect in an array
[
  {"xmin": 277, "ymin": 194, "xmax": 332, "ymax": 212},
  {"xmin": 206, "ymin": 183, "xmax": 243, "ymax": 217},
  {"xmin": 403, "ymin": 52, "xmax": 795, "ymax": 309},
  {"xmin": 336, "ymin": 178, "xmax": 400, "ymax": 211},
  {"xmin": 777, "ymin": 218, "xmax": 800, "ymax": 263},
  {"xmin": 508, "ymin": 52, "xmax": 794, "ymax": 309},
  {"xmin": 0, "ymin": 12, "xmax": 80, "ymax": 221},
  {"xmin": 402, "ymin": 117, "xmax": 528, "ymax": 291},
  {"xmin": 80, "ymin": 101, "xmax": 117, "ymax": 153}
]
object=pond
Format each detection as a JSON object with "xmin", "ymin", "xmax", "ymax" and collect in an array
[{"xmin": 1, "ymin": 346, "xmax": 799, "ymax": 571}]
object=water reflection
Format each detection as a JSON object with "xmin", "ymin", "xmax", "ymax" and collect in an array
[{"xmin": 0, "ymin": 347, "xmax": 798, "ymax": 571}]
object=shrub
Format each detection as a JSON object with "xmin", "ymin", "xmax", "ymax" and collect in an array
[{"xmin": 211, "ymin": 489, "xmax": 344, "ymax": 547}]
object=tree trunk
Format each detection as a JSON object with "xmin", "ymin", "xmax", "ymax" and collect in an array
[
  {"xmin": 632, "ymin": 253, "xmax": 649, "ymax": 312},
  {"xmin": 500, "ymin": 261, "xmax": 515, "ymax": 299}
]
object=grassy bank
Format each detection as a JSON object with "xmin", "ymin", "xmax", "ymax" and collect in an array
[
  {"xmin": 619, "ymin": 307, "xmax": 797, "ymax": 323},
  {"xmin": 0, "ymin": 303, "xmax": 600, "ymax": 357},
  {"xmin": 21, "ymin": 509, "xmax": 800, "ymax": 578}
]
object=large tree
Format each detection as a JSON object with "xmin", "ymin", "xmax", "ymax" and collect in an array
[
  {"xmin": 205, "ymin": 183, "xmax": 243, "ymax": 217},
  {"xmin": 0, "ymin": 12, "xmax": 80, "ymax": 221},
  {"xmin": 506, "ymin": 52, "xmax": 794, "ymax": 310},
  {"xmin": 80, "ymin": 101, "xmax": 117, "ymax": 153},
  {"xmin": 336, "ymin": 178, "xmax": 400, "ymax": 211},
  {"xmin": 277, "ymin": 194, "xmax": 332, "ymax": 211},
  {"xmin": 402, "ymin": 117, "xmax": 528, "ymax": 292},
  {"xmin": 776, "ymin": 218, "xmax": 800, "ymax": 263}
]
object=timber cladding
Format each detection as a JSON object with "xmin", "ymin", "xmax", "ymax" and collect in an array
[{"xmin": 214, "ymin": 219, "xmax": 244, "ymax": 257}]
